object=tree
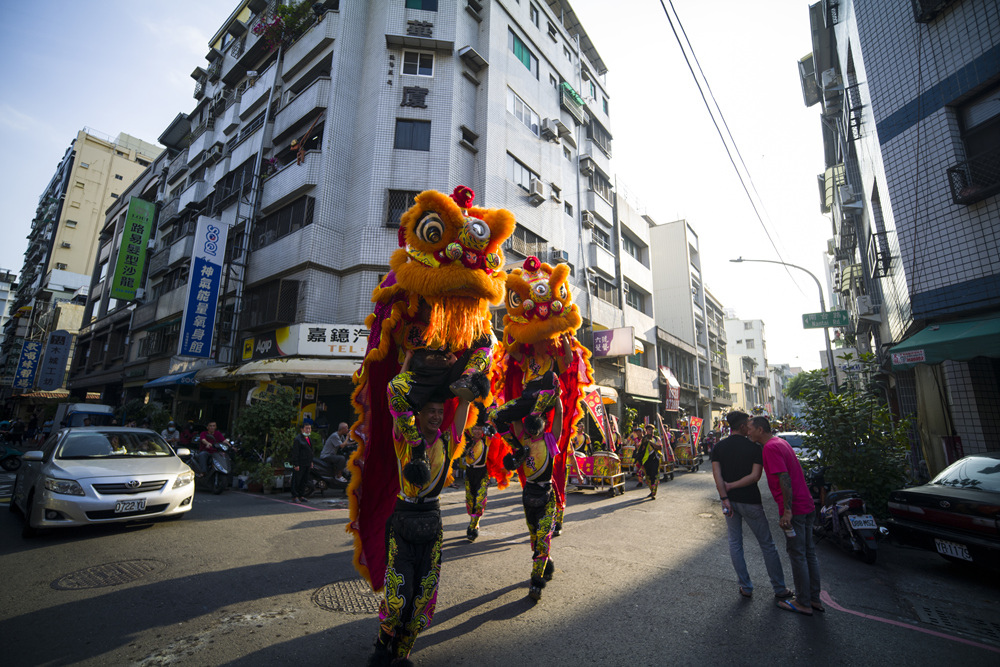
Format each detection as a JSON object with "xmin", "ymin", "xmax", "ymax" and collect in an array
[
  {"xmin": 234, "ymin": 388, "xmax": 299, "ymax": 465},
  {"xmin": 797, "ymin": 352, "xmax": 911, "ymax": 518},
  {"xmin": 785, "ymin": 370, "xmax": 827, "ymax": 401}
]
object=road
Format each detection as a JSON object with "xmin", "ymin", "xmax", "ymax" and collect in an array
[{"xmin": 2, "ymin": 468, "xmax": 999, "ymax": 666}]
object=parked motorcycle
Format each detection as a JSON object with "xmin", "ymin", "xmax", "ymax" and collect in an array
[
  {"xmin": 180, "ymin": 442, "xmax": 235, "ymax": 495},
  {"xmin": 815, "ymin": 486, "xmax": 882, "ymax": 564},
  {"xmin": 304, "ymin": 456, "xmax": 350, "ymax": 498},
  {"xmin": 1, "ymin": 443, "xmax": 23, "ymax": 472}
]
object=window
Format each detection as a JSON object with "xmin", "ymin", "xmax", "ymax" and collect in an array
[
  {"xmin": 530, "ymin": 3, "xmax": 539, "ymax": 26},
  {"xmin": 952, "ymin": 84, "xmax": 1000, "ymax": 204},
  {"xmin": 625, "ymin": 285, "xmax": 645, "ymax": 312},
  {"xmin": 56, "ymin": 263, "xmax": 68, "ymax": 270},
  {"xmin": 251, "ymin": 197, "xmax": 315, "ymax": 250},
  {"xmin": 460, "ymin": 125, "xmax": 478, "ymax": 151},
  {"xmin": 593, "ymin": 275, "xmax": 618, "ymax": 307},
  {"xmin": 394, "ymin": 119, "xmax": 431, "ymax": 151},
  {"xmin": 405, "ymin": 0, "xmax": 438, "ymax": 10},
  {"xmin": 508, "ymin": 29, "xmax": 538, "ymax": 78},
  {"xmin": 563, "ymin": 147, "xmax": 571, "ymax": 160},
  {"xmin": 590, "ymin": 171, "xmax": 612, "ymax": 202},
  {"xmin": 507, "ymin": 153, "xmax": 538, "ymax": 191},
  {"xmin": 110, "ymin": 193, "xmax": 119, "ymax": 199},
  {"xmin": 563, "ymin": 46, "xmax": 571, "ymax": 61},
  {"xmin": 507, "ymin": 88, "xmax": 540, "ymax": 136},
  {"xmin": 587, "ymin": 117, "xmax": 613, "ymax": 157},
  {"xmin": 622, "ymin": 234, "xmax": 642, "ymax": 261},
  {"xmin": 744, "ymin": 321, "xmax": 753, "ymax": 330},
  {"xmin": 745, "ymin": 339, "xmax": 755, "ymax": 349},
  {"xmin": 136, "ymin": 157, "xmax": 151, "ymax": 167},
  {"xmin": 61, "ymin": 241, "xmax": 72, "ymax": 249},
  {"xmin": 80, "ymin": 162, "xmax": 90, "ymax": 169},
  {"xmin": 215, "ymin": 158, "xmax": 256, "ymax": 211},
  {"xmin": 504, "ymin": 225, "xmax": 546, "ymax": 258},
  {"xmin": 66, "ymin": 220, "xmax": 78, "ymax": 228},
  {"xmin": 549, "ymin": 74, "xmax": 558, "ymax": 88},
  {"xmin": 564, "ymin": 202, "xmax": 573, "ymax": 216},
  {"xmin": 603, "ymin": 97, "xmax": 609, "ymax": 114},
  {"xmin": 115, "ymin": 174, "xmax": 123, "ymax": 180},
  {"xmin": 628, "ymin": 348, "xmax": 647, "ymax": 367},
  {"xmin": 241, "ymin": 279, "xmax": 300, "ymax": 330},
  {"xmin": 138, "ymin": 321, "xmax": 181, "ymax": 357},
  {"xmin": 592, "ymin": 226, "xmax": 612, "ymax": 252},
  {"xmin": 402, "ymin": 51, "xmax": 434, "ymax": 76},
  {"xmin": 385, "ymin": 189, "xmax": 421, "ymax": 227}
]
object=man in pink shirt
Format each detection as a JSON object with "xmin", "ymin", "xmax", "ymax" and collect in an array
[{"xmin": 747, "ymin": 416, "xmax": 822, "ymax": 616}]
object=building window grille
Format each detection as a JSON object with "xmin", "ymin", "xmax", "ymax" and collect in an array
[
  {"xmin": 252, "ymin": 197, "xmax": 315, "ymax": 250},
  {"xmin": 241, "ymin": 278, "xmax": 300, "ymax": 330},
  {"xmin": 592, "ymin": 226, "xmax": 612, "ymax": 252},
  {"xmin": 593, "ymin": 275, "xmax": 618, "ymax": 307},
  {"xmin": 625, "ymin": 284, "xmax": 645, "ymax": 312},
  {"xmin": 508, "ymin": 29, "xmax": 538, "ymax": 78},
  {"xmin": 589, "ymin": 171, "xmax": 612, "ymax": 202},
  {"xmin": 385, "ymin": 189, "xmax": 421, "ymax": 227}
]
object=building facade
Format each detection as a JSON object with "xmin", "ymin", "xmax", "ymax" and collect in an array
[
  {"xmin": 799, "ymin": 0, "xmax": 1000, "ymax": 471},
  {"xmin": 724, "ymin": 316, "xmax": 769, "ymax": 413}
]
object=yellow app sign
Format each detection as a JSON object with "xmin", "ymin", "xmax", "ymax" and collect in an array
[{"xmin": 242, "ymin": 338, "xmax": 254, "ymax": 361}]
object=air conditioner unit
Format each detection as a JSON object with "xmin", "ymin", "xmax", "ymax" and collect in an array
[
  {"xmin": 581, "ymin": 211, "xmax": 595, "ymax": 229},
  {"xmin": 550, "ymin": 247, "xmax": 569, "ymax": 263},
  {"xmin": 838, "ymin": 184, "xmax": 858, "ymax": 204},
  {"xmin": 827, "ymin": 238, "xmax": 836, "ymax": 255},
  {"xmin": 856, "ymin": 295, "xmax": 875, "ymax": 316},
  {"xmin": 147, "ymin": 238, "xmax": 157, "ymax": 250},
  {"xmin": 528, "ymin": 178, "xmax": 546, "ymax": 205},
  {"xmin": 541, "ymin": 118, "xmax": 559, "ymax": 140},
  {"xmin": 579, "ymin": 157, "xmax": 595, "ymax": 177}
]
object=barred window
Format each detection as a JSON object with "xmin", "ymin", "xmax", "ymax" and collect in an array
[
  {"xmin": 385, "ymin": 189, "xmax": 421, "ymax": 227},
  {"xmin": 241, "ymin": 279, "xmax": 300, "ymax": 330},
  {"xmin": 252, "ymin": 197, "xmax": 315, "ymax": 250},
  {"xmin": 590, "ymin": 170, "xmax": 612, "ymax": 202},
  {"xmin": 593, "ymin": 275, "xmax": 618, "ymax": 307},
  {"xmin": 592, "ymin": 226, "xmax": 612, "ymax": 252}
]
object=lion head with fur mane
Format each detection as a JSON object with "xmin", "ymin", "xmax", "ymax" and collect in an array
[{"xmin": 501, "ymin": 256, "xmax": 582, "ymax": 347}]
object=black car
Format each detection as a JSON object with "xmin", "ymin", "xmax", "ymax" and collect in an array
[{"xmin": 887, "ymin": 451, "xmax": 1000, "ymax": 568}]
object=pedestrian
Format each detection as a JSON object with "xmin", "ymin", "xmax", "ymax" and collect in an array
[
  {"xmin": 640, "ymin": 423, "xmax": 662, "ymax": 499},
  {"xmin": 320, "ymin": 421, "xmax": 350, "ymax": 483},
  {"xmin": 290, "ymin": 422, "xmax": 315, "ymax": 503},
  {"xmin": 161, "ymin": 421, "xmax": 181, "ymax": 448},
  {"xmin": 463, "ymin": 416, "xmax": 491, "ymax": 541},
  {"xmin": 745, "ymin": 416, "xmax": 822, "ymax": 615},
  {"xmin": 711, "ymin": 411, "xmax": 793, "ymax": 601},
  {"xmin": 504, "ymin": 398, "xmax": 563, "ymax": 602},
  {"xmin": 632, "ymin": 426, "xmax": 647, "ymax": 488},
  {"xmin": 10, "ymin": 417, "xmax": 24, "ymax": 445},
  {"xmin": 368, "ymin": 395, "xmax": 473, "ymax": 665},
  {"xmin": 179, "ymin": 420, "xmax": 196, "ymax": 447}
]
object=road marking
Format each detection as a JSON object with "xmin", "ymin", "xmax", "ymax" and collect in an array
[{"xmin": 821, "ymin": 590, "xmax": 1000, "ymax": 654}]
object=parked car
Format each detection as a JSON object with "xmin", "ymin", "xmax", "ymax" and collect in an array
[
  {"xmin": 775, "ymin": 431, "xmax": 820, "ymax": 460},
  {"xmin": 886, "ymin": 451, "xmax": 1000, "ymax": 568},
  {"xmin": 10, "ymin": 427, "xmax": 195, "ymax": 537}
]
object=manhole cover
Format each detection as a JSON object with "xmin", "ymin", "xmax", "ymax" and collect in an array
[
  {"xmin": 914, "ymin": 604, "xmax": 1000, "ymax": 644},
  {"xmin": 313, "ymin": 579, "xmax": 382, "ymax": 614},
  {"xmin": 52, "ymin": 559, "xmax": 166, "ymax": 590}
]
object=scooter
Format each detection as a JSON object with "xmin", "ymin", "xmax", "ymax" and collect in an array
[
  {"xmin": 304, "ymin": 456, "xmax": 350, "ymax": 497},
  {"xmin": 1, "ymin": 443, "xmax": 23, "ymax": 472},
  {"xmin": 181, "ymin": 443, "xmax": 235, "ymax": 495},
  {"xmin": 815, "ymin": 488, "xmax": 881, "ymax": 564}
]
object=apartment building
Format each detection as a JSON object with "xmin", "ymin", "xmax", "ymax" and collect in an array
[
  {"xmin": 724, "ymin": 315, "xmax": 769, "ymax": 413},
  {"xmin": 1, "ymin": 129, "xmax": 160, "ymax": 402},
  {"xmin": 0, "ymin": 270, "xmax": 16, "ymax": 348},
  {"xmin": 95, "ymin": 0, "xmax": 634, "ymax": 428},
  {"xmin": 704, "ymin": 288, "xmax": 732, "ymax": 426},
  {"xmin": 799, "ymin": 0, "xmax": 1000, "ymax": 470}
]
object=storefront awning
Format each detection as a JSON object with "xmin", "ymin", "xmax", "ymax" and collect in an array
[
  {"xmin": 629, "ymin": 395, "xmax": 661, "ymax": 404},
  {"xmin": 232, "ymin": 357, "xmax": 362, "ymax": 379},
  {"xmin": 143, "ymin": 370, "xmax": 199, "ymax": 388},
  {"xmin": 658, "ymin": 366, "xmax": 680, "ymax": 388},
  {"xmin": 890, "ymin": 314, "xmax": 1000, "ymax": 369},
  {"xmin": 582, "ymin": 384, "xmax": 618, "ymax": 404},
  {"xmin": 194, "ymin": 365, "xmax": 235, "ymax": 383}
]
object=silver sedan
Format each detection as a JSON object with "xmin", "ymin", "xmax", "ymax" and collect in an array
[{"xmin": 10, "ymin": 427, "xmax": 195, "ymax": 537}]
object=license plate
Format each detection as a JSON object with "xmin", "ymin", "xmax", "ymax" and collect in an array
[
  {"xmin": 114, "ymin": 498, "xmax": 147, "ymax": 514},
  {"xmin": 935, "ymin": 538, "xmax": 972, "ymax": 561},
  {"xmin": 848, "ymin": 514, "xmax": 877, "ymax": 530}
]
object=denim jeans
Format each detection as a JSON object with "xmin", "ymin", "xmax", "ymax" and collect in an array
[
  {"xmin": 725, "ymin": 501, "xmax": 788, "ymax": 594},
  {"xmin": 784, "ymin": 511, "xmax": 822, "ymax": 606}
]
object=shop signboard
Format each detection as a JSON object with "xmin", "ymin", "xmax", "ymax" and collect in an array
[
  {"xmin": 242, "ymin": 324, "xmax": 370, "ymax": 360},
  {"xmin": 178, "ymin": 216, "xmax": 227, "ymax": 358},
  {"xmin": 591, "ymin": 326, "xmax": 635, "ymax": 357},
  {"xmin": 37, "ymin": 330, "xmax": 73, "ymax": 391},
  {"xmin": 109, "ymin": 197, "xmax": 156, "ymax": 301},
  {"xmin": 12, "ymin": 340, "xmax": 43, "ymax": 392}
]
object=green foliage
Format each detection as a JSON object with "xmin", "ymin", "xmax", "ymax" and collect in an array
[
  {"xmin": 234, "ymin": 390, "xmax": 299, "ymax": 464},
  {"xmin": 798, "ymin": 352, "xmax": 911, "ymax": 517},
  {"xmin": 785, "ymin": 369, "xmax": 827, "ymax": 401},
  {"xmin": 123, "ymin": 399, "xmax": 172, "ymax": 432},
  {"xmin": 622, "ymin": 407, "xmax": 638, "ymax": 436},
  {"xmin": 247, "ymin": 461, "xmax": 278, "ymax": 490}
]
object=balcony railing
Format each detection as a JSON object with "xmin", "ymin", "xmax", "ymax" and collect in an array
[
  {"xmin": 845, "ymin": 82, "xmax": 865, "ymax": 141},
  {"xmin": 947, "ymin": 150, "xmax": 1000, "ymax": 205}
]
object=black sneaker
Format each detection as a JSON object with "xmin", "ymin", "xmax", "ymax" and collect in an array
[
  {"xmin": 553, "ymin": 522, "xmax": 562, "ymax": 537},
  {"xmin": 543, "ymin": 560, "xmax": 555, "ymax": 581},
  {"xmin": 528, "ymin": 584, "xmax": 542, "ymax": 601},
  {"xmin": 466, "ymin": 526, "xmax": 479, "ymax": 542}
]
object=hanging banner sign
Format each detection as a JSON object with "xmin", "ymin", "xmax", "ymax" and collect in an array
[
  {"xmin": 689, "ymin": 416, "xmax": 704, "ymax": 450},
  {"xmin": 178, "ymin": 216, "xmax": 227, "ymax": 358},
  {"xmin": 109, "ymin": 197, "xmax": 156, "ymax": 300},
  {"xmin": 591, "ymin": 326, "xmax": 635, "ymax": 358},
  {"xmin": 13, "ymin": 340, "xmax": 43, "ymax": 392},
  {"xmin": 660, "ymin": 365, "xmax": 681, "ymax": 411},
  {"xmin": 37, "ymin": 330, "xmax": 74, "ymax": 391}
]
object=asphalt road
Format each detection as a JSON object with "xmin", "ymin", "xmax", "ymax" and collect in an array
[{"xmin": 2, "ymin": 469, "xmax": 999, "ymax": 666}]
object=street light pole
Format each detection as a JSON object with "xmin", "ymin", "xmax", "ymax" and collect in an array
[{"xmin": 730, "ymin": 257, "xmax": 839, "ymax": 392}]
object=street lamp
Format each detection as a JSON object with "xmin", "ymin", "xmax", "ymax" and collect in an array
[{"xmin": 730, "ymin": 257, "xmax": 838, "ymax": 392}]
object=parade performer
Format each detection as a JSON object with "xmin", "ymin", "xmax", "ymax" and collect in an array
[
  {"xmin": 640, "ymin": 423, "xmax": 663, "ymax": 500},
  {"xmin": 346, "ymin": 187, "xmax": 514, "ymax": 666},
  {"xmin": 491, "ymin": 256, "xmax": 594, "ymax": 538},
  {"xmin": 510, "ymin": 398, "xmax": 563, "ymax": 601},
  {"xmin": 462, "ymin": 412, "xmax": 508, "ymax": 541}
]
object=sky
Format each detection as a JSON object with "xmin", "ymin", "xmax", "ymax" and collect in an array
[{"xmin": 0, "ymin": 0, "xmax": 831, "ymax": 371}]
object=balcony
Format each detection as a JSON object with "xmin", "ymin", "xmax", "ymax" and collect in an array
[
  {"xmin": 712, "ymin": 390, "xmax": 734, "ymax": 407},
  {"xmin": 588, "ymin": 242, "xmax": 616, "ymax": 277},
  {"xmin": 230, "ymin": 126, "xmax": 262, "ymax": 168},
  {"xmin": 583, "ymin": 189, "xmax": 614, "ymax": 224},
  {"xmin": 273, "ymin": 77, "xmax": 330, "ymax": 141},
  {"xmin": 220, "ymin": 96, "xmax": 242, "ymax": 134},
  {"xmin": 133, "ymin": 301, "xmax": 158, "ymax": 328},
  {"xmin": 947, "ymin": 150, "xmax": 1000, "ymax": 205},
  {"xmin": 168, "ymin": 234, "xmax": 195, "ymax": 266},
  {"xmin": 239, "ymin": 63, "xmax": 277, "ymax": 120},
  {"xmin": 156, "ymin": 285, "xmax": 188, "ymax": 321},
  {"xmin": 159, "ymin": 195, "xmax": 180, "ymax": 223},
  {"xmin": 166, "ymin": 149, "xmax": 190, "ymax": 185},
  {"xmin": 260, "ymin": 150, "xmax": 321, "ymax": 213},
  {"xmin": 179, "ymin": 179, "xmax": 210, "ymax": 209},
  {"xmin": 187, "ymin": 122, "xmax": 216, "ymax": 162},
  {"xmin": 147, "ymin": 247, "xmax": 169, "ymax": 278},
  {"xmin": 560, "ymin": 82, "xmax": 586, "ymax": 125},
  {"xmin": 283, "ymin": 14, "xmax": 337, "ymax": 82}
]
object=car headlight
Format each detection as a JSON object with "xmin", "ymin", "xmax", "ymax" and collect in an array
[
  {"xmin": 172, "ymin": 470, "xmax": 195, "ymax": 489},
  {"xmin": 44, "ymin": 477, "xmax": 85, "ymax": 496}
]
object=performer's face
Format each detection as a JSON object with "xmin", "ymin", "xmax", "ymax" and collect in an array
[{"xmin": 418, "ymin": 402, "xmax": 445, "ymax": 431}]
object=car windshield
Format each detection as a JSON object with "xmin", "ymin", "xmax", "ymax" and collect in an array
[
  {"xmin": 56, "ymin": 431, "xmax": 174, "ymax": 459},
  {"xmin": 930, "ymin": 456, "xmax": 1000, "ymax": 493}
]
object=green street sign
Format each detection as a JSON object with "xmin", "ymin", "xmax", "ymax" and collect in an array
[{"xmin": 802, "ymin": 310, "xmax": 850, "ymax": 329}]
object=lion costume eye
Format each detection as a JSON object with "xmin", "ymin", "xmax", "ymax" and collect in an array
[
  {"xmin": 415, "ymin": 213, "xmax": 445, "ymax": 244},
  {"xmin": 507, "ymin": 290, "xmax": 522, "ymax": 308},
  {"xmin": 558, "ymin": 284, "xmax": 568, "ymax": 300},
  {"xmin": 533, "ymin": 283, "xmax": 550, "ymax": 299},
  {"xmin": 468, "ymin": 219, "xmax": 490, "ymax": 243}
]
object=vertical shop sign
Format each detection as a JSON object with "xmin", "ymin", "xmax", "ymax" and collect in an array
[
  {"xmin": 37, "ymin": 330, "xmax": 74, "ymax": 391},
  {"xmin": 13, "ymin": 340, "xmax": 43, "ymax": 392},
  {"xmin": 178, "ymin": 216, "xmax": 227, "ymax": 358},
  {"xmin": 109, "ymin": 197, "xmax": 156, "ymax": 300}
]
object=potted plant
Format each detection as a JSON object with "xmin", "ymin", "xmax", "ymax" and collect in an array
[{"xmin": 233, "ymin": 386, "xmax": 299, "ymax": 491}]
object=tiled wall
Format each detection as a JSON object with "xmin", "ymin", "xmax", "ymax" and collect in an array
[{"xmin": 944, "ymin": 358, "xmax": 1000, "ymax": 455}]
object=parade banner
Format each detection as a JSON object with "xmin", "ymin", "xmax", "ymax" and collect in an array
[
  {"xmin": 178, "ymin": 216, "xmax": 227, "ymax": 358},
  {"xmin": 13, "ymin": 340, "xmax": 43, "ymax": 392},
  {"xmin": 37, "ymin": 330, "xmax": 73, "ymax": 391},
  {"xmin": 660, "ymin": 365, "xmax": 681, "ymax": 411},
  {"xmin": 656, "ymin": 412, "xmax": 676, "ymax": 463},
  {"xmin": 583, "ymin": 390, "xmax": 613, "ymax": 445},
  {"xmin": 689, "ymin": 416, "xmax": 704, "ymax": 450},
  {"xmin": 109, "ymin": 197, "xmax": 156, "ymax": 300}
]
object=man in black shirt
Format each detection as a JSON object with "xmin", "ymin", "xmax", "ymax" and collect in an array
[{"xmin": 711, "ymin": 411, "xmax": 792, "ymax": 600}]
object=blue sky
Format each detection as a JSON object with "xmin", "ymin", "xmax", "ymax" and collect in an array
[{"xmin": 0, "ymin": 1, "xmax": 832, "ymax": 371}]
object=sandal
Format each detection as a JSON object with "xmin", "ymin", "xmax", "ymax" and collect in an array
[
  {"xmin": 777, "ymin": 599, "xmax": 813, "ymax": 616},
  {"xmin": 774, "ymin": 589, "xmax": 794, "ymax": 600},
  {"xmin": 811, "ymin": 602, "xmax": 826, "ymax": 613},
  {"xmin": 739, "ymin": 586, "xmax": 753, "ymax": 598}
]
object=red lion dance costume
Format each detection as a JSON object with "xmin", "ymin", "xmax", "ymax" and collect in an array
[
  {"xmin": 347, "ymin": 187, "xmax": 513, "ymax": 665},
  {"xmin": 491, "ymin": 256, "xmax": 594, "ymax": 598}
]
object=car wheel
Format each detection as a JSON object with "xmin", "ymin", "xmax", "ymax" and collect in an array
[
  {"xmin": 1, "ymin": 456, "xmax": 20, "ymax": 472},
  {"xmin": 21, "ymin": 490, "xmax": 40, "ymax": 538}
]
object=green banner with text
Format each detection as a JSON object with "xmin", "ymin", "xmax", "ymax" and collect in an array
[{"xmin": 109, "ymin": 197, "xmax": 156, "ymax": 301}]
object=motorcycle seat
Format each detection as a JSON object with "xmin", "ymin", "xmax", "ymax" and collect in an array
[{"xmin": 825, "ymin": 489, "xmax": 859, "ymax": 504}]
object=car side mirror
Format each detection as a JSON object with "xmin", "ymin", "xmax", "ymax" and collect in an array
[
  {"xmin": 23, "ymin": 451, "xmax": 44, "ymax": 461},
  {"xmin": 176, "ymin": 448, "xmax": 191, "ymax": 457}
]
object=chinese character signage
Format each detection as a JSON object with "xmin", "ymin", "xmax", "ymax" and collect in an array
[
  {"xmin": 178, "ymin": 216, "xmax": 228, "ymax": 358},
  {"xmin": 891, "ymin": 349, "xmax": 926, "ymax": 367},
  {"xmin": 241, "ymin": 324, "xmax": 369, "ymax": 360},
  {"xmin": 802, "ymin": 310, "xmax": 849, "ymax": 329},
  {"xmin": 591, "ymin": 326, "xmax": 635, "ymax": 357},
  {"xmin": 13, "ymin": 340, "xmax": 43, "ymax": 392},
  {"xmin": 37, "ymin": 330, "xmax": 73, "ymax": 391},
  {"xmin": 109, "ymin": 197, "xmax": 156, "ymax": 301}
]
